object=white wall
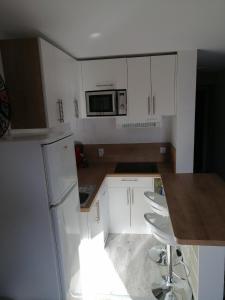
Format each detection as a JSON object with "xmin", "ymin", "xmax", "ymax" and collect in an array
[
  {"xmin": 175, "ymin": 50, "xmax": 197, "ymax": 173},
  {"xmin": 72, "ymin": 116, "xmax": 172, "ymax": 144}
]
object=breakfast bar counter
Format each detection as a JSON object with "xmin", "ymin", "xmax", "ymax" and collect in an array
[{"xmin": 161, "ymin": 173, "xmax": 225, "ymax": 246}]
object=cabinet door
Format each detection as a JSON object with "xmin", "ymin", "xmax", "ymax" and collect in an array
[
  {"xmin": 98, "ymin": 184, "xmax": 109, "ymax": 244},
  {"xmin": 62, "ymin": 58, "xmax": 80, "ymax": 123},
  {"xmin": 81, "ymin": 58, "xmax": 127, "ymax": 91},
  {"xmin": 131, "ymin": 184, "xmax": 154, "ymax": 234},
  {"xmin": 151, "ymin": 55, "xmax": 176, "ymax": 116},
  {"xmin": 88, "ymin": 199, "xmax": 104, "ymax": 248},
  {"xmin": 127, "ymin": 57, "xmax": 151, "ymax": 119},
  {"xmin": 39, "ymin": 39, "xmax": 79, "ymax": 128},
  {"xmin": 108, "ymin": 187, "xmax": 131, "ymax": 234}
]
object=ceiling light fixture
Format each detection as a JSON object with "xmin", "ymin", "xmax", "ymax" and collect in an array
[{"xmin": 89, "ymin": 32, "xmax": 101, "ymax": 39}]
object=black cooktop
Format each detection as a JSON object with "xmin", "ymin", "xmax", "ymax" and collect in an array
[{"xmin": 114, "ymin": 162, "xmax": 158, "ymax": 174}]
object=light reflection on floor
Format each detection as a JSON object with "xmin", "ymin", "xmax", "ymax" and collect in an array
[{"xmin": 70, "ymin": 234, "xmax": 192, "ymax": 300}]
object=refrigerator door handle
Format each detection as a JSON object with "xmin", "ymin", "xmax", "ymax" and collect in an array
[{"xmin": 50, "ymin": 182, "xmax": 77, "ymax": 208}]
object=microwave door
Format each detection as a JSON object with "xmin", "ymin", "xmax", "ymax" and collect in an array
[
  {"xmin": 102, "ymin": 91, "xmax": 116, "ymax": 116},
  {"xmin": 86, "ymin": 91, "xmax": 116, "ymax": 116}
]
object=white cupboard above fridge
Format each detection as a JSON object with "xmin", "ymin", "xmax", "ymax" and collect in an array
[{"xmin": 39, "ymin": 39, "xmax": 81, "ymax": 127}]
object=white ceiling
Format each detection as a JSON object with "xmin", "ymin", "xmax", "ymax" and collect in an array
[{"xmin": 1, "ymin": 0, "xmax": 225, "ymax": 59}]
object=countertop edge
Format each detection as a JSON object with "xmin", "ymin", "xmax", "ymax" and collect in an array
[{"xmin": 80, "ymin": 173, "xmax": 161, "ymax": 212}]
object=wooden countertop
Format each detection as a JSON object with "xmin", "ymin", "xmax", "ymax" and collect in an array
[
  {"xmin": 162, "ymin": 173, "xmax": 225, "ymax": 246},
  {"xmin": 78, "ymin": 162, "xmax": 115, "ymax": 212},
  {"xmin": 78, "ymin": 162, "xmax": 172, "ymax": 212}
]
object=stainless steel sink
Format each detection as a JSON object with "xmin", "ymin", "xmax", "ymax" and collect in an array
[{"xmin": 79, "ymin": 185, "xmax": 96, "ymax": 207}]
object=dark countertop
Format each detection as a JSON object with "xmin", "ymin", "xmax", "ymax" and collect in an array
[
  {"xmin": 78, "ymin": 161, "xmax": 173, "ymax": 212},
  {"xmin": 162, "ymin": 173, "xmax": 225, "ymax": 246}
]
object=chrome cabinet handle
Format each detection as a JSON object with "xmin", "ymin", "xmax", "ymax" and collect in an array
[
  {"xmin": 96, "ymin": 201, "xmax": 100, "ymax": 223},
  {"xmin": 127, "ymin": 188, "xmax": 130, "ymax": 205},
  {"xmin": 132, "ymin": 188, "xmax": 134, "ymax": 205},
  {"xmin": 57, "ymin": 99, "xmax": 64, "ymax": 123},
  {"xmin": 147, "ymin": 96, "xmax": 151, "ymax": 115},
  {"xmin": 121, "ymin": 179, "xmax": 138, "ymax": 182},
  {"xmin": 96, "ymin": 84, "xmax": 114, "ymax": 87},
  {"xmin": 153, "ymin": 96, "xmax": 156, "ymax": 115},
  {"xmin": 74, "ymin": 99, "xmax": 79, "ymax": 118}
]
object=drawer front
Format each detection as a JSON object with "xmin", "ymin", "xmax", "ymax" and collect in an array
[{"xmin": 107, "ymin": 176, "xmax": 155, "ymax": 188}]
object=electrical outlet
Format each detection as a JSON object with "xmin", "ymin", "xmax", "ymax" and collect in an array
[
  {"xmin": 98, "ymin": 148, "xmax": 104, "ymax": 157},
  {"xmin": 160, "ymin": 147, "xmax": 167, "ymax": 154}
]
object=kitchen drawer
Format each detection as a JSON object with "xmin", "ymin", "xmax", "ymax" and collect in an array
[{"xmin": 106, "ymin": 176, "xmax": 155, "ymax": 188}]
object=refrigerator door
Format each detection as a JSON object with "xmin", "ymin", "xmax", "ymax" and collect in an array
[
  {"xmin": 43, "ymin": 134, "xmax": 78, "ymax": 205},
  {"xmin": 51, "ymin": 183, "xmax": 81, "ymax": 300}
]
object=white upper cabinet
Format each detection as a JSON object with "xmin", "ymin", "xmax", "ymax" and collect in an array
[
  {"xmin": 127, "ymin": 57, "xmax": 151, "ymax": 119},
  {"xmin": 81, "ymin": 58, "xmax": 127, "ymax": 91},
  {"xmin": 39, "ymin": 39, "xmax": 80, "ymax": 127},
  {"xmin": 127, "ymin": 54, "xmax": 176, "ymax": 119},
  {"xmin": 151, "ymin": 54, "xmax": 176, "ymax": 116}
]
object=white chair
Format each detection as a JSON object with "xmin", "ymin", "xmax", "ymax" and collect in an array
[
  {"xmin": 144, "ymin": 191, "xmax": 169, "ymax": 217},
  {"xmin": 144, "ymin": 213, "xmax": 180, "ymax": 300},
  {"xmin": 144, "ymin": 191, "xmax": 169, "ymax": 266}
]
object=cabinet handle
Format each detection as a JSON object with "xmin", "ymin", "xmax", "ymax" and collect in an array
[
  {"xmin": 127, "ymin": 188, "xmax": 130, "ymax": 205},
  {"xmin": 132, "ymin": 188, "xmax": 134, "ymax": 205},
  {"xmin": 121, "ymin": 178, "xmax": 138, "ymax": 182},
  {"xmin": 96, "ymin": 83, "xmax": 114, "ymax": 87},
  {"xmin": 96, "ymin": 201, "xmax": 100, "ymax": 223},
  {"xmin": 147, "ymin": 96, "xmax": 151, "ymax": 115},
  {"xmin": 57, "ymin": 99, "xmax": 64, "ymax": 123},
  {"xmin": 74, "ymin": 99, "xmax": 79, "ymax": 118},
  {"xmin": 153, "ymin": 95, "xmax": 156, "ymax": 115}
]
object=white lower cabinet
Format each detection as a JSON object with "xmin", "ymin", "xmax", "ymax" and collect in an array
[
  {"xmin": 107, "ymin": 177, "xmax": 155, "ymax": 234},
  {"xmin": 80, "ymin": 180, "xmax": 109, "ymax": 247},
  {"xmin": 99, "ymin": 184, "xmax": 110, "ymax": 243},
  {"xmin": 88, "ymin": 197, "xmax": 104, "ymax": 244},
  {"xmin": 108, "ymin": 187, "xmax": 131, "ymax": 233},
  {"xmin": 80, "ymin": 176, "xmax": 156, "ymax": 241}
]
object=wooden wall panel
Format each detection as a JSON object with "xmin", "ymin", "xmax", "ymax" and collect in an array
[{"xmin": 0, "ymin": 38, "xmax": 47, "ymax": 129}]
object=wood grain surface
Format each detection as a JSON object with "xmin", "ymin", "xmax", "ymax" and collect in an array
[
  {"xmin": 162, "ymin": 173, "xmax": 225, "ymax": 246},
  {"xmin": 78, "ymin": 162, "xmax": 172, "ymax": 211},
  {"xmin": 0, "ymin": 38, "xmax": 47, "ymax": 129},
  {"xmin": 84, "ymin": 143, "xmax": 171, "ymax": 163}
]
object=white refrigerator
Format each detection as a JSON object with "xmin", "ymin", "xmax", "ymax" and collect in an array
[{"xmin": 0, "ymin": 131, "xmax": 81, "ymax": 300}]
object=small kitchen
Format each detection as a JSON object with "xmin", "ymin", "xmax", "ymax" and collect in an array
[{"xmin": 0, "ymin": 32, "xmax": 225, "ymax": 300}]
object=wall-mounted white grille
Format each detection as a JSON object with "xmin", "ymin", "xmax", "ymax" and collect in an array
[
  {"xmin": 121, "ymin": 121, "xmax": 160, "ymax": 128},
  {"xmin": 116, "ymin": 117, "xmax": 161, "ymax": 128}
]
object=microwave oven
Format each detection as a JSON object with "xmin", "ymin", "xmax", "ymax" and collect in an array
[{"xmin": 86, "ymin": 90, "xmax": 127, "ymax": 117}]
